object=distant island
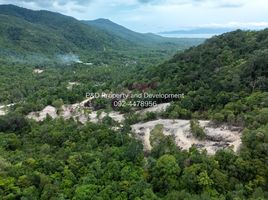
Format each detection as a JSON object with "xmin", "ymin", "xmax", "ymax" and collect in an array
[{"xmin": 159, "ymin": 27, "xmax": 245, "ymax": 38}]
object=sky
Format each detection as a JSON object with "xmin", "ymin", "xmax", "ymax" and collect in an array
[{"xmin": 0, "ymin": 0, "xmax": 268, "ymax": 33}]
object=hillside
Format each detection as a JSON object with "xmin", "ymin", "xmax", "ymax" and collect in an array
[
  {"xmin": 141, "ymin": 29, "xmax": 268, "ymax": 102},
  {"xmin": 83, "ymin": 18, "xmax": 204, "ymax": 48},
  {"xmin": 0, "ymin": 27, "xmax": 268, "ymax": 199},
  {"xmin": 1, "ymin": 4, "xmax": 268, "ymax": 200},
  {"xmin": 0, "ymin": 4, "xmax": 135, "ymax": 63},
  {"xmin": 132, "ymin": 29, "xmax": 268, "ymax": 131},
  {"xmin": 0, "ymin": 5, "xmax": 203, "ymax": 64}
]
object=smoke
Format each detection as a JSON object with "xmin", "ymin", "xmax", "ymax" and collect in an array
[{"xmin": 57, "ymin": 53, "xmax": 82, "ymax": 64}]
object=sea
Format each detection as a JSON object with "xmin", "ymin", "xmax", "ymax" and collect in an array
[{"xmin": 159, "ymin": 33, "xmax": 218, "ymax": 38}]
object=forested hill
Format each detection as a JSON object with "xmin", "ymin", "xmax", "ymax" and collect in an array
[
  {"xmin": 136, "ymin": 29, "xmax": 268, "ymax": 127},
  {"xmin": 0, "ymin": 4, "xmax": 133, "ymax": 60},
  {"xmin": 0, "ymin": 4, "xmax": 204, "ymax": 64},
  {"xmin": 142, "ymin": 29, "xmax": 268, "ymax": 102},
  {"xmin": 83, "ymin": 18, "xmax": 204, "ymax": 48}
]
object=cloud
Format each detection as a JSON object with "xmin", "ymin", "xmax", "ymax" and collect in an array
[
  {"xmin": 135, "ymin": 0, "xmax": 246, "ymax": 7},
  {"xmin": 138, "ymin": 0, "xmax": 154, "ymax": 3},
  {"xmin": 0, "ymin": 0, "xmax": 249, "ymax": 9},
  {"xmin": 0, "ymin": 0, "xmax": 92, "ymax": 11},
  {"xmin": 20, "ymin": 0, "xmax": 91, "ymax": 6},
  {"xmin": 225, "ymin": 21, "xmax": 268, "ymax": 29},
  {"xmin": 218, "ymin": 3, "xmax": 243, "ymax": 8},
  {"xmin": 0, "ymin": 0, "xmax": 267, "ymax": 32}
]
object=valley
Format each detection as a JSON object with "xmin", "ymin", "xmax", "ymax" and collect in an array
[{"xmin": 0, "ymin": 4, "xmax": 267, "ymax": 200}]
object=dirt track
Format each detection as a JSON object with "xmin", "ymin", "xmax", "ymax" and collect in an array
[{"xmin": 131, "ymin": 119, "xmax": 242, "ymax": 154}]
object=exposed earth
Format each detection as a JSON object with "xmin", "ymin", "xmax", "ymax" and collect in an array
[
  {"xmin": 4, "ymin": 100, "xmax": 242, "ymax": 155},
  {"xmin": 33, "ymin": 69, "xmax": 44, "ymax": 74},
  {"xmin": 131, "ymin": 119, "xmax": 242, "ymax": 154},
  {"xmin": 0, "ymin": 104, "xmax": 16, "ymax": 116},
  {"xmin": 27, "ymin": 99, "xmax": 124, "ymax": 124}
]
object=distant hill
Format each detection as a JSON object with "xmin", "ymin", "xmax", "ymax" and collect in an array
[
  {"xmin": 0, "ymin": 4, "xmax": 135, "ymax": 63},
  {"xmin": 160, "ymin": 27, "xmax": 236, "ymax": 35},
  {"xmin": 0, "ymin": 4, "xmax": 204, "ymax": 64},
  {"xmin": 83, "ymin": 18, "xmax": 205, "ymax": 48}
]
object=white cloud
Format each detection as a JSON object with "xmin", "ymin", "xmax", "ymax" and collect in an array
[{"xmin": 0, "ymin": 0, "xmax": 267, "ymax": 32}]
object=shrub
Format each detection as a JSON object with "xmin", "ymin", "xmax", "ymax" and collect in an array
[{"xmin": 190, "ymin": 119, "xmax": 206, "ymax": 140}]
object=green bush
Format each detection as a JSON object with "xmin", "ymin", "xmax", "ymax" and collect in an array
[{"xmin": 190, "ymin": 119, "xmax": 206, "ymax": 140}]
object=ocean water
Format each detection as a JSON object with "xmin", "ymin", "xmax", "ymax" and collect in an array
[{"xmin": 160, "ymin": 33, "xmax": 218, "ymax": 38}]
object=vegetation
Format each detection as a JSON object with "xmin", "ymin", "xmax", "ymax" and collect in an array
[
  {"xmin": 139, "ymin": 29, "xmax": 268, "ymax": 126},
  {"xmin": 190, "ymin": 119, "xmax": 206, "ymax": 140},
  {"xmin": 0, "ymin": 4, "xmax": 268, "ymax": 200},
  {"xmin": 0, "ymin": 5, "xmax": 203, "ymax": 65},
  {"xmin": 0, "ymin": 116, "xmax": 267, "ymax": 199},
  {"xmin": 83, "ymin": 18, "xmax": 204, "ymax": 50}
]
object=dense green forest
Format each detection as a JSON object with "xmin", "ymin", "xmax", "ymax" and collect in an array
[
  {"xmin": 0, "ymin": 4, "xmax": 268, "ymax": 200},
  {"xmin": 1, "ymin": 116, "xmax": 267, "ymax": 199},
  {"xmin": 134, "ymin": 29, "xmax": 268, "ymax": 124},
  {"xmin": 0, "ymin": 5, "xmax": 203, "ymax": 64}
]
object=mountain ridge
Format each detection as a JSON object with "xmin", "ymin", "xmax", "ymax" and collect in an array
[
  {"xmin": 0, "ymin": 4, "xmax": 204, "ymax": 64},
  {"xmin": 159, "ymin": 27, "xmax": 237, "ymax": 35},
  {"xmin": 83, "ymin": 18, "xmax": 204, "ymax": 47},
  {"xmin": 0, "ymin": 4, "xmax": 134, "ymax": 62}
]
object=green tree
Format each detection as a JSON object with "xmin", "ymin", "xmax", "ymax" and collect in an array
[{"xmin": 150, "ymin": 154, "xmax": 181, "ymax": 194}]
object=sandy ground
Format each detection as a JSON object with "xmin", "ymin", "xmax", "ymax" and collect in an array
[
  {"xmin": 88, "ymin": 111, "xmax": 125, "ymax": 123},
  {"xmin": 136, "ymin": 103, "xmax": 170, "ymax": 115},
  {"xmin": 27, "ymin": 99, "xmax": 124, "ymax": 124},
  {"xmin": 0, "ymin": 109, "xmax": 6, "ymax": 116},
  {"xmin": 67, "ymin": 82, "xmax": 80, "ymax": 90},
  {"xmin": 0, "ymin": 105, "xmax": 6, "ymax": 116},
  {"xmin": 25, "ymin": 101, "xmax": 242, "ymax": 155},
  {"xmin": 27, "ymin": 102, "xmax": 170, "ymax": 123},
  {"xmin": 0, "ymin": 104, "xmax": 16, "ymax": 116},
  {"xmin": 27, "ymin": 106, "xmax": 57, "ymax": 121},
  {"xmin": 33, "ymin": 69, "xmax": 44, "ymax": 74},
  {"xmin": 107, "ymin": 112, "xmax": 125, "ymax": 123},
  {"xmin": 131, "ymin": 119, "xmax": 242, "ymax": 155}
]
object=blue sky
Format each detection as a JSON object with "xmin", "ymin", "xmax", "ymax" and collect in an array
[{"xmin": 0, "ymin": 0, "xmax": 268, "ymax": 33}]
